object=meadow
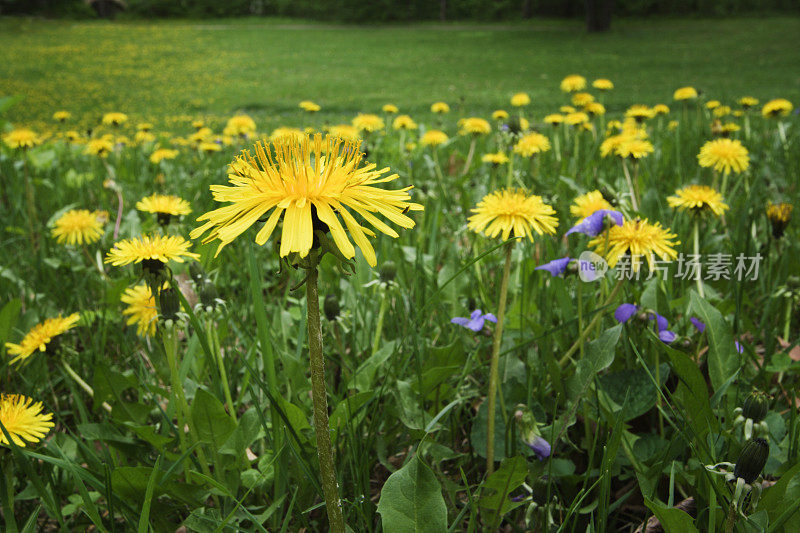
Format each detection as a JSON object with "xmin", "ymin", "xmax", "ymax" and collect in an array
[{"xmin": 1, "ymin": 15, "xmax": 800, "ymax": 533}]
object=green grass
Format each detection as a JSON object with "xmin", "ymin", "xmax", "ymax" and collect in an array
[{"xmin": 1, "ymin": 16, "xmax": 799, "ymax": 129}]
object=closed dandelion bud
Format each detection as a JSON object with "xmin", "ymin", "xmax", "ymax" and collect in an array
[
  {"xmin": 379, "ymin": 261, "xmax": 397, "ymax": 283},
  {"xmin": 199, "ymin": 281, "xmax": 218, "ymax": 310},
  {"xmin": 742, "ymin": 392, "xmax": 769, "ymax": 423},
  {"xmin": 324, "ymin": 294, "xmax": 340, "ymax": 321},
  {"xmin": 158, "ymin": 287, "xmax": 180, "ymax": 322},
  {"xmin": 734, "ymin": 438, "xmax": 769, "ymax": 484}
]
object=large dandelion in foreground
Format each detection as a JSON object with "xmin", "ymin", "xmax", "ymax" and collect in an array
[
  {"xmin": 589, "ymin": 219, "xmax": 679, "ymax": 271},
  {"xmin": 190, "ymin": 134, "xmax": 422, "ymax": 267},
  {"xmin": 192, "ymin": 133, "xmax": 421, "ymax": 533},
  {"xmin": 0, "ymin": 394, "xmax": 54, "ymax": 447},
  {"xmin": 698, "ymin": 138, "xmax": 749, "ymax": 175}
]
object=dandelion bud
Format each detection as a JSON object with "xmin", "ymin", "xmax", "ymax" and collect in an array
[
  {"xmin": 198, "ymin": 281, "xmax": 219, "ymax": 311},
  {"xmin": 189, "ymin": 262, "xmax": 206, "ymax": 284},
  {"xmin": 742, "ymin": 392, "xmax": 769, "ymax": 424},
  {"xmin": 734, "ymin": 438, "xmax": 769, "ymax": 484},
  {"xmin": 324, "ymin": 294, "xmax": 340, "ymax": 321},
  {"xmin": 158, "ymin": 287, "xmax": 180, "ymax": 322},
  {"xmin": 379, "ymin": 261, "xmax": 397, "ymax": 283},
  {"xmin": 766, "ymin": 202, "xmax": 792, "ymax": 239}
]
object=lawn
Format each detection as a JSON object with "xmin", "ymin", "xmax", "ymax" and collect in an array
[{"xmin": 1, "ymin": 16, "xmax": 799, "ymax": 129}]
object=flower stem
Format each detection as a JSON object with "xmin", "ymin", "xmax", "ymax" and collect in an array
[
  {"xmin": 784, "ymin": 297, "xmax": 793, "ymax": 342},
  {"xmin": 622, "ymin": 159, "xmax": 639, "ymax": 212},
  {"xmin": 306, "ymin": 255, "xmax": 346, "ymax": 533},
  {"xmin": 559, "ymin": 278, "xmax": 624, "ymax": 368},
  {"xmin": 461, "ymin": 137, "xmax": 476, "ymax": 177},
  {"xmin": 61, "ymin": 360, "xmax": 112, "ymax": 413},
  {"xmin": 693, "ymin": 218, "xmax": 705, "ymax": 298},
  {"xmin": 206, "ymin": 320, "xmax": 236, "ymax": 420},
  {"xmin": 486, "ymin": 240, "xmax": 514, "ymax": 475},
  {"xmin": 371, "ymin": 286, "xmax": 388, "ymax": 357}
]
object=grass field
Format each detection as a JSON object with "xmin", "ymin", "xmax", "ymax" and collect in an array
[{"xmin": 1, "ymin": 16, "xmax": 799, "ymax": 129}]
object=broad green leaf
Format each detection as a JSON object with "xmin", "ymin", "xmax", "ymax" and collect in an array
[
  {"xmin": 220, "ymin": 408, "xmax": 264, "ymax": 457},
  {"xmin": 598, "ymin": 363, "xmax": 669, "ymax": 421},
  {"xmin": 477, "ymin": 455, "xmax": 528, "ymax": 520},
  {"xmin": 690, "ymin": 291, "xmax": 737, "ymax": 392},
  {"xmin": 469, "ymin": 399, "xmax": 506, "ymax": 461},
  {"xmin": 191, "ymin": 388, "xmax": 237, "ymax": 448},
  {"xmin": 644, "ymin": 497, "xmax": 700, "ymax": 532},
  {"xmin": 377, "ymin": 455, "xmax": 447, "ymax": 533}
]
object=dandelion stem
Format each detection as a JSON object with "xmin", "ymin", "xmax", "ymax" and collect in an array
[
  {"xmin": 22, "ymin": 154, "xmax": 39, "ymax": 251},
  {"xmin": 371, "ymin": 285, "xmax": 389, "ymax": 357},
  {"xmin": 693, "ymin": 219, "xmax": 705, "ymax": 298},
  {"xmin": 61, "ymin": 360, "xmax": 112, "ymax": 413},
  {"xmin": 486, "ymin": 240, "xmax": 514, "ymax": 475},
  {"xmin": 162, "ymin": 326, "xmax": 190, "ymax": 463},
  {"xmin": 206, "ymin": 320, "xmax": 236, "ymax": 420},
  {"xmin": 461, "ymin": 137, "xmax": 476, "ymax": 177},
  {"xmin": 559, "ymin": 278, "xmax": 625, "ymax": 368},
  {"xmin": 622, "ymin": 159, "xmax": 639, "ymax": 212},
  {"xmin": 783, "ymin": 297, "xmax": 793, "ymax": 342},
  {"xmin": 305, "ymin": 253, "xmax": 346, "ymax": 533}
]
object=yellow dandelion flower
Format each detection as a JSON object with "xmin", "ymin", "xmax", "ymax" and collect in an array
[
  {"xmin": 192, "ymin": 120, "xmax": 205, "ymax": 130},
  {"xmin": 673, "ymin": 87, "xmax": 698, "ymax": 101},
  {"xmin": 5, "ymin": 313, "xmax": 80, "ymax": 365},
  {"xmin": 697, "ymin": 138, "xmax": 749, "ymax": 174},
  {"xmin": 3, "ymin": 128, "xmax": 41, "ymax": 149},
  {"xmin": 150, "ymin": 148, "xmax": 179, "ymax": 164},
  {"xmin": 571, "ymin": 92, "xmax": 595, "ymax": 107},
  {"xmin": 589, "ymin": 219, "xmax": 679, "ymax": 271},
  {"xmin": 668, "ymin": 120, "xmax": 679, "ymax": 130},
  {"xmin": 615, "ymin": 138, "xmax": 654, "ymax": 159},
  {"xmin": 121, "ymin": 284, "xmax": 158, "ymax": 337},
  {"xmin": 625, "ymin": 105, "xmax": 656, "ymax": 121},
  {"xmin": 560, "ymin": 74, "xmax": 586, "ymax": 93},
  {"xmin": 0, "ymin": 394, "xmax": 54, "ymax": 447},
  {"xmin": 570, "ymin": 190, "xmax": 612, "ymax": 219},
  {"xmin": 430, "ymin": 102, "xmax": 450, "ymax": 114},
  {"xmin": 299, "ymin": 101, "xmax": 321, "ymax": 113},
  {"xmin": 421, "ymin": 130, "xmax": 448, "ymax": 147},
  {"xmin": 600, "ymin": 134, "xmax": 625, "ymax": 158},
  {"xmin": 761, "ymin": 99, "xmax": 793, "ymax": 118},
  {"xmin": 190, "ymin": 134, "xmax": 422, "ymax": 267},
  {"xmin": 492, "ymin": 110, "xmax": 509, "ymax": 121},
  {"xmin": 592, "ymin": 78, "xmax": 614, "ymax": 90},
  {"xmin": 270, "ymin": 127, "xmax": 305, "ymax": 142},
  {"xmin": 767, "ymin": 202, "xmax": 793, "ymax": 238},
  {"xmin": 482, "ymin": 152, "xmax": 509, "ymax": 165},
  {"xmin": 352, "ymin": 114, "xmax": 385, "ymax": 132},
  {"xmin": 382, "ymin": 104, "xmax": 399, "ymax": 114},
  {"xmin": 584, "ymin": 102, "xmax": 606, "ymax": 116},
  {"xmin": 713, "ymin": 105, "xmax": 731, "ymax": 118},
  {"xmin": 105, "ymin": 234, "xmax": 199, "ymax": 267},
  {"xmin": 738, "ymin": 96, "xmax": 759, "ymax": 109},
  {"xmin": 565, "ymin": 112, "xmax": 589, "ymax": 126},
  {"xmin": 199, "ymin": 141, "xmax": 222, "ymax": 153},
  {"xmin": 511, "ymin": 92, "xmax": 531, "ymax": 107},
  {"xmin": 652, "ymin": 104, "xmax": 670, "ymax": 115},
  {"xmin": 137, "ymin": 122, "xmax": 153, "ymax": 132},
  {"xmin": 667, "ymin": 185, "xmax": 729, "ymax": 216},
  {"xmin": 102, "ymin": 112, "xmax": 128, "ymax": 126},
  {"xmin": 51, "ymin": 209, "xmax": 105, "ymax": 245},
  {"xmin": 468, "ymin": 189, "xmax": 558, "ymax": 241},
  {"xmin": 544, "ymin": 114, "xmax": 564, "ymax": 125},
  {"xmin": 53, "ymin": 111, "xmax": 71, "ymax": 122},
  {"xmin": 135, "ymin": 131, "xmax": 156, "ymax": 144},
  {"xmin": 136, "ymin": 194, "xmax": 192, "ymax": 217},
  {"xmin": 326, "ymin": 124, "xmax": 360, "ymax": 143},
  {"xmin": 706, "ymin": 100, "xmax": 721, "ymax": 110},
  {"xmin": 513, "ymin": 132, "xmax": 551, "ymax": 157},
  {"xmin": 459, "ymin": 117, "xmax": 491, "ymax": 136},
  {"xmin": 84, "ymin": 138, "xmax": 114, "ymax": 157},
  {"xmin": 392, "ymin": 115, "xmax": 417, "ymax": 131},
  {"xmin": 560, "ymin": 105, "xmax": 576, "ymax": 114},
  {"xmin": 223, "ymin": 115, "xmax": 257, "ymax": 136}
]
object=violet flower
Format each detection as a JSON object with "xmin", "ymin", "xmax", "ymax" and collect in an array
[
  {"xmin": 566, "ymin": 209, "xmax": 623, "ymax": 237},
  {"xmin": 535, "ymin": 256, "xmax": 601, "ymax": 281},
  {"xmin": 690, "ymin": 317, "xmax": 706, "ymax": 333},
  {"xmin": 451, "ymin": 309, "xmax": 497, "ymax": 332},
  {"xmin": 614, "ymin": 303, "xmax": 676, "ymax": 344},
  {"xmin": 526, "ymin": 435, "xmax": 552, "ymax": 461}
]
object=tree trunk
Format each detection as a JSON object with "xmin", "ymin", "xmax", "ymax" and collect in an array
[
  {"xmin": 586, "ymin": 0, "xmax": 614, "ymax": 32},
  {"xmin": 440, "ymin": 0, "xmax": 446, "ymax": 22}
]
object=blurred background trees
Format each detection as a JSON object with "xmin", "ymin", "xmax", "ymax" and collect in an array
[{"xmin": 0, "ymin": 0, "xmax": 797, "ymax": 26}]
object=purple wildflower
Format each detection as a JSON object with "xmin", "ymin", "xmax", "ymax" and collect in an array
[
  {"xmin": 526, "ymin": 435, "xmax": 551, "ymax": 461},
  {"xmin": 614, "ymin": 303, "xmax": 639, "ymax": 323},
  {"xmin": 535, "ymin": 257, "xmax": 572, "ymax": 277},
  {"xmin": 565, "ymin": 209, "xmax": 623, "ymax": 237},
  {"xmin": 690, "ymin": 317, "xmax": 706, "ymax": 333},
  {"xmin": 451, "ymin": 309, "xmax": 497, "ymax": 332}
]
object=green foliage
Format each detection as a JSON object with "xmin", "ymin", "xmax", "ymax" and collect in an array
[{"xmin": 376, "ymin": 455, "xmax": 447, "ymax": 533}]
